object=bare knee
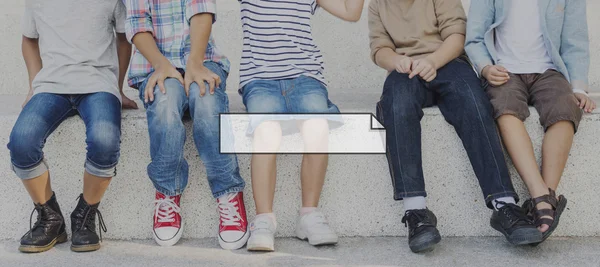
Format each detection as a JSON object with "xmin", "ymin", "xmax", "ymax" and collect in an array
[
  {"xmin": 299, "ymin": 118, "xmax": 329, "ymax": 153},
  {"xmin": 253, "ymin": 121, "xmax": 282, "ymax": 153}
]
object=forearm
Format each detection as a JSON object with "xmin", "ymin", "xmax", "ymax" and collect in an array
[
  {"xmin": 131, "ymin": 32, "xmax": 170, "ymax": 69},
  {"xmin": 116, "ymin": 33, "xmax": 132, "ymax": 92},
  {"xmin": 21, "ymin": 36, "xmax": 42, "ymax": 90},
  {"xmin": 374, "ymin": 48, "xmax": 403, "ymax": 73},
  {"xmin": 426, "ymin": 33, "xmax": 465, "ymax": 69},
  {"xmin": 188, "ymin": 13, "xmax": 213, "ymax": 64},
  {"xmin": 319, "ymin": 0, "xmax": 365, "ymax": 22}
]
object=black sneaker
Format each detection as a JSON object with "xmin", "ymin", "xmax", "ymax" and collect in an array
[
  {"xmin": 70, "ymin": 194, "xmax": 107, "ymax": 252},
  {"xmin": 490, "ymin": 201, "xmax": 542, "ymax": 245},
  {"xmin": 19, "ymin": 192, "xmax": 68, "ymax": 253},
  {"xmin": 401, "ymin": 209, "xmax": 441, "ymax": 253}
]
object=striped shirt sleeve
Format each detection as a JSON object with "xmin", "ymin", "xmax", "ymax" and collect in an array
[
  {"xmin": 186, "ymin": 0, "xmax": 217, "ymax": 24},
  {"xmin": 125, "ymin": 0, "xmax": 154, "ymax": 43}
]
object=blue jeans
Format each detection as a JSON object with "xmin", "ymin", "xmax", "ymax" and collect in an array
[
  {"xmin": 241, "ymin": 75, "xmax": 341, "ymax": 134},
  {"xmin": 376, "ymin": 58, "xmax": 518, "ymax": 209},
  {"xmin": 139, "ymin": 61, "xmax": 244, "ymax": 198},
  {"xmin": 8, "ymin": 92, "xmax": 121, "ymax": 179}
]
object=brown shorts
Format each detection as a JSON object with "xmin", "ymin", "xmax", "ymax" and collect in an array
[{"xmin": 486, "ymin": 70, "xmax": 582, "ymax": 132}]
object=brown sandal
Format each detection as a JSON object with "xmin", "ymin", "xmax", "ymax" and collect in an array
[{"xmin": 528, "ymin": 188, "xmax": 568, "ymax": 245}]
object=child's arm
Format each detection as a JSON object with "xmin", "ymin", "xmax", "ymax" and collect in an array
[
  {"xmin": 185, "ymin": 13, "xmax": 220, "ymax": 96},
  {"xmin": 184, "ymin": 0, "xmax": 221, "ymax": 96},
  {"xmin": 116, "ymin": 33, "xmax": 137, "ymax": 109},
  {"xmin": 126, "ymin": 0, "xmax": 184, "ymax": 103},
  {"xmin": 317, "ymin": 0, "xmax": 365, "ymax": 22},
  {"xmin": 464, "ymin": 0, "xmax": 495, "ymax": 76},
  {"xmin": 114, "ymin": 1, "xmax": 137, "ymax": 109},
  {"xmin": 409, "ymin": 0, "xmax": 467, "ymax": 82},
  {"xmin": 21, "ymin": 36, "xmax": 42, "ymax": 107},
  {"xmin": 368, "ymin": 0, "xmax": 411, "ymax": 74}
]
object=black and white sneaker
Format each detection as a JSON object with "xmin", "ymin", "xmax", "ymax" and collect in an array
[
  {"xmin": 401, "ymin": 209, "xmax": 441, "ymax": 253},
  {"xmin": 490, "ymin": 201, "xmax": 542, "ymax": 245}
]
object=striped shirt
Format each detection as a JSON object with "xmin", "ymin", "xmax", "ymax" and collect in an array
[
  {"xmin": 239, "ymin": 0, "xmax": 326, "ymax": 88},
  {"xmin": 125, "ymin": 0, "xmax": 230, "ymax": 88}
]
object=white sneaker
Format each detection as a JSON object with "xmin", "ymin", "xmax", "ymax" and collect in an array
[
  {"xmin": 296, "ymin": 210, "xmax": 338, "ymax": 246},
  {"xmin": 153, "ymin": 191, "xmax": 183, "ymax": 247},
  {"xmin": 247, "ymin": 214, "xmax": 276, "ymax": 252}
]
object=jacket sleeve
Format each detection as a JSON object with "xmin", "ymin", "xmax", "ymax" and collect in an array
[
  {"xmin": 560, "ymin": 0, "xmax": 590, "ymax": 93},
  {"xmin": 464, "ymin": 0, "xmax": 495, "ymax": 75}
]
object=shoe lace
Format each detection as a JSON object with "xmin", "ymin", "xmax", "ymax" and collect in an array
[
  {"xmin": 218, "ymin": 194, "xmax": 242, "ymax": 227},
  {"xmin": 77, "ymin": 205, "xmax": 107, "ymax": 242},
  {"xmin": 401, "ymin": 210, "xmax": 430, "ymax": 228},
  {"xmin": 154, "ymin": 197, "xmax": 180, "ymax": 223},
  {"xmin": 28, "ymin": 205, "xmax": 43, "ymax": 238},
  {"xmin": 496, "ymin": 201, "xmax": 531, "ymax": 226}
]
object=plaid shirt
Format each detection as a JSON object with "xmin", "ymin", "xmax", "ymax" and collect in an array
[{"xmin": 125, "ymin": 0, "xmax": 230, "ymax": 88}]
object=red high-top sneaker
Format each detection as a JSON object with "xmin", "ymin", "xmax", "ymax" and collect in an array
[
  {"xmin": 217, "ymin": 192, "xmax": 249, "ymax": 250},
  {"xmin": 153, "ymin": 191, "xmax": 183, "ymax": 246}
]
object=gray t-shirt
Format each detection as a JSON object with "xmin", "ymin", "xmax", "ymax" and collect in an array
[{"xmin": 22, "ymin": 0, "xmax": 126, "ymax": 102}]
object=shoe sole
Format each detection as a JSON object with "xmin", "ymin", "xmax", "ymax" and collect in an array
[
  {"xmin": 154, "ymin": 220, "xmax": 184, "ymax": 247},
  {"xmin": 491, "ymin": 223, "xmax": 542, "ymax": 245},
  {"xmin": 219, "ymin": 230, "xmax": 250, "ymax": 250},
  {"xmin": 247, "ymin": 245, "xmax": 275, "ymax": 252},
  {"xmin": 296, "ymin": 229, "xmax": 338, "ymax": 246},
  {"xmin": 19, "ymin": 231, "xmax": 68, "ymax": 253},
  {"xmin": 71, "ymin": 243, "xmax": 101, "ymax": 252},
  {"xmin": 247, "ymin": 236, "xmax": 275, "ymax": 252},
  {"xmin": 409, "ymin": 229, "xmax": 441, "ymax": 253}
]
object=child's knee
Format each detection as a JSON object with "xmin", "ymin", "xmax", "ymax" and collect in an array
[
  {"xmin": 253, "ymin": 121, "xmax": 282, "ymax": 152},
  {"xmin": 299, "ymin": 118, "xmax": 329, "ymax": 152},
  {"xmin": 86, "ymin": 121, "xmax": 120, "ymax": 170}
]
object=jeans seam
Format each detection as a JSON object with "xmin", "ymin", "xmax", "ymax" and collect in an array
[
  {"xmin": 449, "ymin": 67, "xmax": 508, "ymax": 194},
  {"xmin": 213, "ymin": 186, "xmax": 244, "ymax": 199}
]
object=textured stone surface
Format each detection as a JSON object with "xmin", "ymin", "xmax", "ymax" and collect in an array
[
  {"xmin": 0, "ymin": 92, "xmax": 599, "ymax": 240},
  {"xmin": 1, "ymin": 0, "xmax": 600, "ymax": 241},
  {"xmin": 1, "ymin": 237, "xmax": 600, "ymax": 267}
]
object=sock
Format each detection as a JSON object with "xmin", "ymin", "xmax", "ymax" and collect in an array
[
  {"xmin": 255, "ymin": 213, "xmax": 277, "ymax": 227},
  {"xmin": 300, "ymin": 207, "xmax": 317, "ymax": 216},
  {"xmin": 403, "ymin": 196, "xmax": 426, "ymax": 213},
  {"xmin": 492, "ymin": 197, "xmax": 517, "ymax": 210}
]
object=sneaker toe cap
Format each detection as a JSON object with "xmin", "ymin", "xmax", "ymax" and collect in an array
[
  {"xmin": 220, "ymin": 230, "xmax": 247, "ymax": 243},
  {"xmin": 154, "ymin": 227, "xmax": 181, "ymax": 241}
]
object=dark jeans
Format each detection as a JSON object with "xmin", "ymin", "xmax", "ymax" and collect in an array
[{"xmin": 376, "ymin": 58, "xmax": 518, "ymax": 209}]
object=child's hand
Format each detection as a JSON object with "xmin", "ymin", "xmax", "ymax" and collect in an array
[
  {"xmin": 394, "ymin": 56, "xmax": 413, "ymax": 74},
  {"xmin": 121, "ymin": 93, "xmax": 139, "ymax": 110},
  {"xmin": 184, "ymin": 60, "xmax": 221, "ymax": 97},
  {"xmin": 410, "ymin": 58, "xmax": 437, "ymax": 82},
  {"xmin": 482, "ymin": 65, "xmax": 510, "ymax": 86},
  {"xmin": 574, "ymin": 93, "xmax": 597, "ymax": 113},
  {"xmin": 22, "ymin": 90, "xmax": 33, "ymax": 108},
  {"xmin": 144, "ymin": 61, "xmax": 184, "ymax": 103}
]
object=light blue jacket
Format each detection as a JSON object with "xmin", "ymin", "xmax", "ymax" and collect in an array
[{"xmin": 464, "ymin": 0, "xmax": 590, "ymax": 92}]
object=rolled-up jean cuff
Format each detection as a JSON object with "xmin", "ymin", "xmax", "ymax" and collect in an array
[
  {"xmin": 484, "ymin": 191, "xmax": 520, "ymax": 210},
  {"xmin": 394, "ymin": 191, "xmax": 428, "ymax": 201},
  {"xmin": 84, "ymin": 160, "xmax": 117, "ymax": 178},
  {"xmin": 213, "ymin": 186, "xmax": 245, "ymax": 199},
  {"xmin": 11, "ymin": 159, "xmax": 49, "ymax": 180}
]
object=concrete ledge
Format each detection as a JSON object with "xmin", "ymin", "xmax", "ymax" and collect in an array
[{"xmin": 0, "ymin": 93, "xmax": 599, "ymax": 240}]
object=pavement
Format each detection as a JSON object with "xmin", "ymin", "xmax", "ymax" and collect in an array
[{"xmin": 1, "ymin": 237, "xmax": 599, "ymax": 267}]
